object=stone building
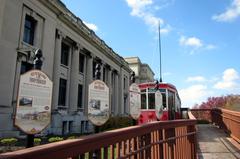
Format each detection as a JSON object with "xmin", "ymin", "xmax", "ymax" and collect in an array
[
  {"xmin": 0, "ymin": 0, "xmax": 131, "ymax": 137},
  {"xmin": 124, "ymin": 57, "xmax": 155, "ymax": 83}
]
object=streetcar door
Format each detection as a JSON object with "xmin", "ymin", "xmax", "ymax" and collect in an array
[{"xmin": 168, "ymin": 90, "xmax": 175, "ymax": 120}]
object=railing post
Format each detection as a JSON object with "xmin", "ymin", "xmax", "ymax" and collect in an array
[
  {"xmin": 145, "ymin": 133, "xmax": 151, "ymax": 159},
  {"xmin": 165, "ymin": 128, "xmax": 175, "ymax": 159},
  {"xmin": 158, "ymin": 129, "xmax": 164, "ymax": 159},
  {"xmin": 187, "ymin": 125, "xmax": 197, "ymax": 159}
]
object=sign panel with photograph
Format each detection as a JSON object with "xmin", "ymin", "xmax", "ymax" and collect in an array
[
  {"xmin": 15, "ymin": 70, "xmax": 53, "ymax": 134},
  {"xmin": 88, "ymin": 80, "xmax": 109, "ymax": 126},
  {"xmin": 155, "ymin": 90, "xmax": 163, "ymax": 119},
  {"xmin": 129, "ymin": 83, "xmax": 141, "ymax": 120}
]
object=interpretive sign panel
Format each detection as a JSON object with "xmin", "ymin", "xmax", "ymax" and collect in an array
[
  {"xmin": 15, "ymin": 70, "xmax": 53, "ymax": 134},
  {"xmin": 88, "ymin": 80, "xmax": 109, "ymax": 126},
  {"xmin": 155, "ymin": 90, "xmax": 163, "ymax": 119},
  {"xmin": 129, "ymin": 83, "xmax": 141, "ymax": 120}
]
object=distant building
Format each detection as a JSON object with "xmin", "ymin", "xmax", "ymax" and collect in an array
[
  {"xmin": 124, "ymin": 57, "xmax": 155, "ymax": 83},
  {"xmin": 0, "ymin": 0, "xmax": 131, "ymax": 137}
]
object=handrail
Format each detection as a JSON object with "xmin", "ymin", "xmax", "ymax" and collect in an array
[
  {"xmin": 0, "ymin": 119, "xmax": 197, "ymax": 159},
  {"xmin": 212, "ymin": 108, "xmax": 240, "ymax": 143},
  {"xmin": 190, "ymin": 108, "xmax": 240, "ymax": 144},
  {"xmin": 188, "ymin": 111, "xmax": 196, "ymax": 120}
]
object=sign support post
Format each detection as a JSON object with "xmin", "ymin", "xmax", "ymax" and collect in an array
[
  {"xmin": 88, "ymin": 63, "xmax": 110, "ymax": 158},
  {"xmin": 94, "ymin": 63, "xmax": 101, "ymax": 134},
  {"xmin": 14, "ymin": 49, "xmax": 52, "ymax": 148},
  {"xmin": 27, "ymin": 49, "xmax": 43, "ymax": 148}
]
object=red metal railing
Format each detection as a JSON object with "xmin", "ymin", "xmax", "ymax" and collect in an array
[
  {"xmin": 0, "ymin": 119, "xmax": 197, "ymax": 159},
  {"xmin": 211, "ymin": 108, "xmax": 240, "ymax": 143}
]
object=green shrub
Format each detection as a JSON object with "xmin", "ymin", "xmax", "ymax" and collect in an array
[
  {"xmin": 99, "ymin": 116, "xmax": 134, "ymax": 132},
  {"xmin": 34, "ymin": 138, "xmax": 41, "ymax": 145},
  {"xmin": 48, "ymin": 137, "xmax": 63, "ymax": 143},
  {"xmin": 0, "ymin": 138, "xmax": 18, "ymax": 146},
  {"xmin": 67, "ymin": 136, "xmax": 76, "ymax": 139}
]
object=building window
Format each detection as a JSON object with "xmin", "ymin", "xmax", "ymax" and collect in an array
[
  {"xmin": 58, "ymin": 78, "xmax": 67, "ymax": 106},
  {"xmin": 81, "ymin": 121, "xmax": 84, "ymax": 134},
  {"xmin": 124, "ymin": 77, "xmax": 126, "ymax": 89},
  {"xmin": 103, "ymin": 67, "xmax": 106, "ymax": 82},
  {"xmin": 20, "ymin": 62, "xmax": 33, "ymax": 74},
  {"xmin": 85, "ymin": 121, "xmax": 89, "ymax": 131},
  {"xmin": 79, "ymin": 53, "xmax": 85, "ymax": 73},
  {"xmin": 92, "ymin": 61, "xmax": 97, "ymax": 78},
  {"xmin": 23, "ymin": 15, "xmax": 36, "ymax": 45},
  {"xmin": 62, "ymin": 121, "xmax": 67, "ymax": 135},
  {"xmin": 69, "ymin": 121, "xmax": 73, "ymax": 133},
  {"xmin": 61, "ymin": 43, "xmax": 69, "ymax": 66},
  {"xmin": 124, "ymin": 96, "xmax": 127, "ymax": 114},
  {"xmin": 77, "ymin": 84, "xmax": 83, "ymax": 108}
]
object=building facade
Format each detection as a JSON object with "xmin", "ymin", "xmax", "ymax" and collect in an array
[
  {"xmin": 0, "ymin": 0, "xmax": 131, "ymax": 137},
  {"xmin": 124, "ymin": 57, "xmax": 155, "ymax": 83}
]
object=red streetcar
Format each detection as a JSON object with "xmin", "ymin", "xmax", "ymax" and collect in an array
[
  {"xmin": 135, "ymin": 22, "xmax": 181, "ymax": 124},
  {"xmin": 137, "ymin": 82, "xmax": 181, "ymax": 124}
]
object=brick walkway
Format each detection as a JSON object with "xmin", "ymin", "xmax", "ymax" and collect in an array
[{"xmin": 197, "ymin": 124, "xmax": 240, "ymax": 159}]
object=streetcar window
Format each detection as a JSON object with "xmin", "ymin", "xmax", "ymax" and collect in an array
[
  {"xmin": 159, "ymin": 89, "xmax": 166, "ymax": 93},
  {"xmin": 141, "ymin": 90, "xmax": 146, "ymax": 109},
  {"xmin": 148, "ymin": 93, "xmax": 155, "ymax": 109},
  {"xmin": 162, "ymin": 93, "xmax": 166, "ymax": 108},
  {"xmin": 148, "ymin": 88, "xmax": 155, "ymax": 93},
  {"xmin": 168, "ymin": 90, "xmax": 175, "ymax": 119},
  {"xmin": 168, "ymin": 90, "xmax": 175, "ymax": 109}
]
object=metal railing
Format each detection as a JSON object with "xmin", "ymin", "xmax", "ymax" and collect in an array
[
  {"xmin": 0, "ymin": 119, "xmax": 197, "ymax": 159},
  {"xmin": 211, "ymin": 108, "xmax": 240, "ymax": 143},
  {"xmin": 190, "ymin": 109, "xmax": 212, "ymax": 122},
  {"xmin": 190, "ymin": 108, "xmax": 240, "ymax": 144}
]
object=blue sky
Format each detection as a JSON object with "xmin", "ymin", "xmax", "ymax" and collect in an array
[{"xmin": 62, "ymin": 0, "xmax": 240, "ymax": 107}]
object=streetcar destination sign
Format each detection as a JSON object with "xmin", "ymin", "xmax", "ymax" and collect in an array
[
  {"xmin": 15, "ymin": 70, "xmax": 53, "ymax": 134},
  {"xmin": 129, "ymin": 83, "xmax": 141, "ymax": 120},
  {"xmin": 155, "ymin": 90, "xmax": 163, "ymax": 119}
]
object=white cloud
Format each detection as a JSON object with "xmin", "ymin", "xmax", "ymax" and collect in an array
[
  {"xmin": 205, "ymin": 44, "xmax": 217, "ymax": 50},
  {"xmin": 186, "ymin": 76, "xmax": 206, "ymax": 82},
  {"xmin": 125, "ymin": 0, "xmax": 170, "ymax": 34},
  {"xmin": 83, "ymin": 21, "xmax": 98, "ymax": 32},
  {"xmin": 179, "ymin": 36, "xmax": 217, "ymax": 54},
  {"xmin": 179, "ymin": 36, "xmax": 203, "ymax": 48},
  {"xmin": 179, "ymin": 84, "xmax": 209, "ymax": 107},
  {"xmin": 214, "ymin": 68, "xmax": 240, "ymax": 90},
  {"xmin": 212, "ymin": 0, "xmax": 240, "ymax": 22}
]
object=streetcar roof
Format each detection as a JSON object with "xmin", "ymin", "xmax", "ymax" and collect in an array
[{"xmin": 138, "ymin": 82, "xmax": 178, "ymax": 92}]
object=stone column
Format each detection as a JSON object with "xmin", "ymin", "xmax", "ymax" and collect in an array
[
  {"xmin": 52, "ymin": 30, "xmax": 65, "ymax": 110},
  {"xmin": 115, "ymin": 71, "xmax": 119, "ymax": 115},
  {"xmin": 118, "ymin": 67, "xmax": 123, "ymax": 115},
  {"xmin": 107, "ymin": 66, "xmax": 112, "ymax": 114},
  {"xmin": 100, "ymin": 64, "xmax": 104, "ymax": 81},
  {"xmin": 111, "ymin": 71, "xmax": 115, "ymax": 115},
  {"xmin": 84, "ymin": 53, "xmax": 93, "ymax": 114},
  {"xmin": 69, "ymin": 43, "xmax": 81, "ymax": 113}
]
